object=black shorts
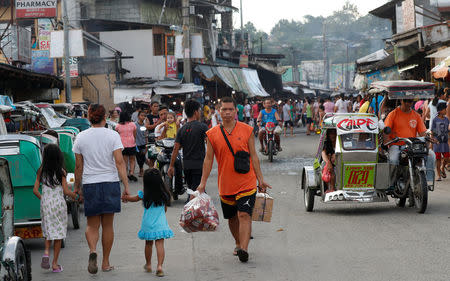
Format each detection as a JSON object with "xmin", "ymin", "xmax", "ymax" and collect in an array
[
  {"xmin": 284, "ymin": 120, "xmax": 293, "ymax": 127},
  {"xmin": 122, "ymin": 147, "xmax": 137, "ymax": 156},
  {"xmin": 220, "ymin": 190, "xmax": 256, "ymax": 219},
  {"xmin": 306, "ymin": 117, "xmax": 313, "ymax": 124},
  {"xmin": 184, "ymin": 169, "xmax": 202, "ymax": 191}
]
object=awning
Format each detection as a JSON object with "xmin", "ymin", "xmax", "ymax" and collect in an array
[
  {"xmin": 431, "ymin": 56, "xmax": 450, "ymax": 81},
  {"xmin": 113, "ymin": 83, "xmax": 204, "ymax": 103},
  {"xmin": 426, "ymin": 47, "xmax": 450, "ymax": 58},
  {"xmin": 356, "ymin": 49, "xmax": 389, "ymax": 65},
  {"xmin": 194, "ymin": 65, "xmax": 269, "ymax": 97}
]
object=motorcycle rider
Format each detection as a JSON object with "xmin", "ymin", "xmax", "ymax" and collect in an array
[
  {"xmin": 257, "ymin": 98, "xmax": 282, "ymax": 152},
  {"xmin": 383, "ymin": 99, "xmax": 435, "ymax": 187}
]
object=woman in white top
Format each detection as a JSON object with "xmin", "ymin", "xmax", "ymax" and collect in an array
[{"xmin": 73, "ymin": 104, "xmax": 130, "ymax": 274}]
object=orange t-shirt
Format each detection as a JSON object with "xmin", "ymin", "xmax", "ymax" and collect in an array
[
  {"xmin": 384, "ymin": 107, "xmax": 426, "ymax": 144},
  {"xmin": 206, "ymin": 122, "xmax": 257, "ymax": 196}
]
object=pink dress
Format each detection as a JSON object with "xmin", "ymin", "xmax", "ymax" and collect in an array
[{"xmin": 116, "ymin": 122, "xmax": 137, "ymax": 148}]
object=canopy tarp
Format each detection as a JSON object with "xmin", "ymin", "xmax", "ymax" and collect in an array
[
  {"xmin": 426, "ymin": 47, "xmax": 450, "ymax": 58},
  {"xmin": 368, "ymin": 80, "xmax": 435, "ymax": 99},
  {"xmin": 431, "ymin": 56, "xmax": 450, "ymax": 81},
  {"xmin": 195, "ymin": 65, "xmax": 269, "ymax": 97}
]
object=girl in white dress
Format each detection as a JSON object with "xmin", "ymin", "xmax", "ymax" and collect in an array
[{"xmin": 33, "ymin": 144, "xmax": 78, "ymax": 273}]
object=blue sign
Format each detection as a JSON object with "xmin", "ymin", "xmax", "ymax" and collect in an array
[{"xmin": 30, "ymin": 50, "xmax": 54, "ymax": 75}]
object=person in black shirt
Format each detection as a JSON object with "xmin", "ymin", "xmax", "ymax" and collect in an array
[
  {"xmin": 168, "ymin": 99, "xmax": 208, "ymax": 200},
  {"xmin": 146, "ymin": 101, "xmax": 161, "ymax": 133}
]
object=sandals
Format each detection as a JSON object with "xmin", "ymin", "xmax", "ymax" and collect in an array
[
  {"xmin": 441, "ymin": 170, "xmax": 447, "ymax": 179},
  {"xmin": 143, "ymin": 265, "xmax": 152, "ymax": 273},
  {"xmin": 88, "ymin": 252, "xmax": 98, "ymax": 274},
  {"xmin": 233, "ymin": 247, "xmax": 241, "ymax": 256},
  {"xmin": 41, "ymin": 255, "xmax": 50, "ymax": 269},
  {"xmin": 52, "ymin": 265, "xmax": 63, "ymax": 273},
  {"xmin": 156, "ymin": 270, "xmax": 165, "ymax": 277},
  {"xmin": 102, "ymin": 266, "xmax": 115, "ymax": 272},
  {"xmin": 237, "ymin": 249, "xmax": 249, "ymax": 263}
]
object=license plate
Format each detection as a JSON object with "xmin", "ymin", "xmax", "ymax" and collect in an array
[
  {"xmin": 343, "ymin": 164, "xmax": 375, "ymax": 189},
  {"xmin": 14, "ymin": 226, "xmax": 43, "ymax": 239}
]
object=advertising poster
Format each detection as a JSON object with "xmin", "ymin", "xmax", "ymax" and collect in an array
[
  {"xmin": 166, "ymin": 55, "xmax": 177, "ymax": 78},
  {"xmin": 62, "ymin": 57, "xmax": 79, "ymax": 78},
  {"xmin": 38, "ymin": 18, "xmax": 52, "ymax": 50},
  {"xmin": 30, "ymin": 50, "xmax": 54, "ymax": 75}
]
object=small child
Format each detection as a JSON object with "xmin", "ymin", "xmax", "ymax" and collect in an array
[
  {"xmin": 33, "ymin": 144, "xmax": 78, "ymax": 273},
  {"xmin": 126, "ymin": 168, "xmax": 173, "ymax": 277},
  {"xmin": 431, "ymin": 102, "xmax": 450, "ymax": 181},
  {"xmin": 164, "ymin": 112, "xmax": 179, "ymax": 139}
]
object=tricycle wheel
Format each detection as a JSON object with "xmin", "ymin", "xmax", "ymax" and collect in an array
[
  {"xmin": 413, "ymin": 171, "xmax": 428, "ymax": 214},
  {"xmin": 71, "ymin": 202, "xmax": 80, "ymax": 229},
  {"xmin": 303, "ymin": 172, "xmax": 314, "ymax": 212},
  {"xmin": 395, "ymin": 197, "xmax": 406, "ymax": 207},
  {"xmin": 268, "ymin": 141, "xmax": 274, "ymax": 162},
  {"xmin": 15, "ymin": 241, "xmax": 31, "ymax": 281}
]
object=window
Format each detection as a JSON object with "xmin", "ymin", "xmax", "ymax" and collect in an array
[
  {"xmin": 341, "ymin": 133, "xmax": 376, "ymax": 151},
  {"xmin": 166, "ymin": 35, "xmax": 175, "ymax": 56},
  {"xmin": 153, "ymin": 34, "xmax": 164, "ymax": 56}
]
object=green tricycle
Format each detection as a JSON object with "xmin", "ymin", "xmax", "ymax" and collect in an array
[{"xmin": 0, "ymin": 157, "xmax": 32, "ymax": 280}]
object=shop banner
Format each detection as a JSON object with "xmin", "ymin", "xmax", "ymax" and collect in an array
[
  {"xmin": 62, "ymin": 57, "xmax": 79, "ymax": 78},
  {"xmin": 15, "ymin": 0, "xmax": 57, "ymax": 18},
  {"xmin": 38, "ymin": 18, "xmax": 52, "ymax": 50}
]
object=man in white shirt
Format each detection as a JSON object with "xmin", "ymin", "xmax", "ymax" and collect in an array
[
  {"xmin": 334, "ymin": 94, "xmax": 350, "ymax": 113},
  {"xmin": 244, "ymin": 99, "xmax": 251, "ymax": 124},
  {"xmin": 282, "ymin": 100, "xmax": 294, "ymax": 137}
]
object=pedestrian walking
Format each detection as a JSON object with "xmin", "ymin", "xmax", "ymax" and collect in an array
[
  {"xmin": 168, "ymin": 99, "xmax": 209, "ymax": 200},
  {"xmin": 431, "ymin": 102, "xmax": 449, "ymax": 181},
  {"xmin": 197, "ymin": 96, "xmax": 271, "ymax": 263},
  {"xmin": 237, "ymin": 102, "xmax": 245, "ymax": 122},
  {"xmin": 73, "ymin": 104, "xmax": 130, "ymax": 274},
  {"xmin": 125, "ymin": 168, "xmax": 173, "ymax": 277},
  {"xmin": 303, "ymin": 98, "xmax": 313, "ymax": 135},
  {"xmin": 116, "ymin": 111, "xmax": 138, "ymax": 182},
  {"xmin": 146, "ymin": 101, "xmax": 161, "ymax": 133},
  {"xmin": 135, "ymin": 110, "xmax": 149, "ymax": 177},
  {"xmin": 283, "ymin": 99, "xmax": 294, "ymax": 137},
  {"xmin": 252, "ymin": 100, "xmax": 260, "ymax": 134},
  {"xmin": 33, "ymin": 144, "xmax": 78, "ymax": 273},
  {"xmin": 244, "ymin": 99, "xmax": 251, "ymax": 123}
]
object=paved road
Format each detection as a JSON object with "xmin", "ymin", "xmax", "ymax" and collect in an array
[{"xmin": 27, "ymin": 129, "xmax": 450, "ymax": 281}]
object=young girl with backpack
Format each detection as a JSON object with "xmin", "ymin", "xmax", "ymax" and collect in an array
[
  {"xmin": 125, "ymin": 168, "xmax": 173, "ymax": 277},
  {"xmin": 33, "ymin": 144, "xmax": 78, "ymax": 273}
]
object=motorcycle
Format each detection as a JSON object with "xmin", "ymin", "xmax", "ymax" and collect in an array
[
  {"xmin": 383, "ymin": 131, "xmax": 433, "ymax": 213},
  {"xmin": 262, "ymin": 122, "xmax": 277, "ymax": 162},
  {"xmin": 154, "ymin": 138, "xmax": 184, "ymax": 203}
]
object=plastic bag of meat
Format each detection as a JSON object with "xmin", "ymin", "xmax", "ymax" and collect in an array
[{"xmin": 180, "ymin": 190, "xmax": 219, "ymax": 233}]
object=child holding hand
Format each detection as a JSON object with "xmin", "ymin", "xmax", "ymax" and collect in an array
[
  {"xmin": 33, "ymin": 144, "xmax": 78, "ymax": 273},
  {"xmin": 126, "ymin": 168, "xmax": 173, "ymax": 277}
]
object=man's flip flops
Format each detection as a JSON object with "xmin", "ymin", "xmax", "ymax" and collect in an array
[{"xmin": 237, "ymin": 249, "xmax": 249, "ymax": 263}]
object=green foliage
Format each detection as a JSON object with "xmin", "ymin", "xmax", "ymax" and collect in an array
[{"xmin": 238, "ymin": 1, "xmax": 391, "ymax": 66}]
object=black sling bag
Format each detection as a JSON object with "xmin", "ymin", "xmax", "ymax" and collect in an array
[{"xmin": 220, "ymin": 125, "xmax": 250, "ymax": 174}]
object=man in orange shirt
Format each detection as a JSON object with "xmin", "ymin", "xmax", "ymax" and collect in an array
[
  {"xmin": 197, "ymin": 96, "xmax": 271, "ymax": 263},
  {"xmin": 384, "ymin": 99, "xmax": 427, "ymax": 165}
]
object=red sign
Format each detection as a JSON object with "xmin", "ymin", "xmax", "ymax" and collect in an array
[
  {"xmin": 166, "ymin": 55, "xmax": 177, "ymax": 78},
  {"xmin": 16, "ymin": 0, "xmax": 57, "ymax": 19},
  {"xmin": 239, "ymin": 55, "xmax": 249, "ymax": 68}
]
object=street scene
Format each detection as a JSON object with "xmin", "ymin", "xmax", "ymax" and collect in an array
[{"xmin": 0, "ymin": 0, "xmax": 449, "ymax": 280}]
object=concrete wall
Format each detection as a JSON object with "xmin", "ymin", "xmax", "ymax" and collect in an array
[
  {"xmin": 82, "ymin": 74, "xmax": 116, "ymax": 110},
  {"xmin": 99, "ymin": 29, "xmax": 166, "ymax": 79},
  {"xmin": 95, "ymin": 0, "xmax": 140, "ymax": 22}
]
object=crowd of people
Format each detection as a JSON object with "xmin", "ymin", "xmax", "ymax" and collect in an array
[{"xmin": 31, "ymin": 87, "xmax": 449, "ymax": 276}]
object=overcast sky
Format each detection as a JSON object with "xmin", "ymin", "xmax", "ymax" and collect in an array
[{"xmin": 231, "ymin": 0, "xmax": 390, "ymax": 32}]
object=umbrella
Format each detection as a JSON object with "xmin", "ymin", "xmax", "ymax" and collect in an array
[{"xmin": 431, "ymin": 56, "xmax": 450, "ymax": 81}]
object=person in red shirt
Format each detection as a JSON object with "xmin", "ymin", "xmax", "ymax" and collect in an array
[
  {"xmin": 197, "ymin": 96, "xmax": 271, "ymax": 263},
  {"xmin": 384, "ymin": 99, "xmax": 427, "ymax": 165}
]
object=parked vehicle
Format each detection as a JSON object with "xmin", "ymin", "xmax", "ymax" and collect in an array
[
  {"xmin": 0, "ymin": 157, "xmax": 32, "ymax": 280},
  {"xmin": 154, "ymin": 138, "xmax": 184, "ymax": 203},
  {"xmin": 262, "ymin": 122, "xmax": 277, "ymax": 162}
]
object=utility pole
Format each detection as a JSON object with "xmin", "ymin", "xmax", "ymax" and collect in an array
[
  {"xmin": 182, "ymin": 0, "xmax": 191, "ymax": 83},
  {"xmin": 260, "ymin": 36, "xmax": 263, "ymax": 54},
  {"xmin": 322, "ymin": 22, "xmax": 329, "ymax": 89},
  {"xmin": 240, "ymin": 0, "xmax": 244, "ymax": 53},
  {"xmin": 62, "ymin": 0, "xmax": 71, "ymax": 103},
  {"xmin": 345, "ymin": 42, "xmax": 349, "ymax": 90}
]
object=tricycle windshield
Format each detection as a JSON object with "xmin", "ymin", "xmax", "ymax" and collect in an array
[{"xmin": 341, "ymin": 133, "xmax": 376, "ymax": 151}]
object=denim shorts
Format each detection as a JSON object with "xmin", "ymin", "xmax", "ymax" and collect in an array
[{"xmin": 83, "ymin": 182, "xmax": 121, "ymax": 217}]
